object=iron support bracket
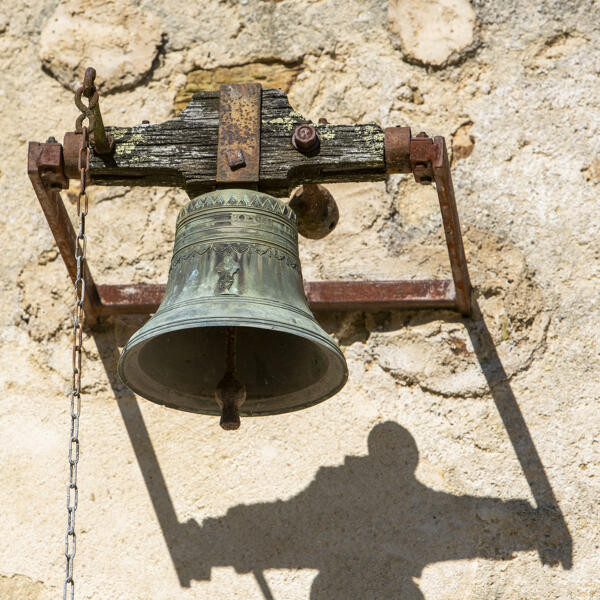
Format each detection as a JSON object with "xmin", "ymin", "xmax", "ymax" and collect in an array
[{"xmin": 28, "ymin": 85, "xmax": 472, "ymax": 320}]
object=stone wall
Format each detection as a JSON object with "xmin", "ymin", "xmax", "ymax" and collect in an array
[{"xmin": 1, "ymin": 0, "xmax": 599, "ymax": 598}]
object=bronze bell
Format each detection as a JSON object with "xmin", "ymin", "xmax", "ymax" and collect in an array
[{"xmin": 118, "ymin": 189, "xmax": 348, "ymax": 429}]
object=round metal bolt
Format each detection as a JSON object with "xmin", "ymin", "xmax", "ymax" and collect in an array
[{"xmin": 292, "ymin": 124, "xmax": 320, "ymax": 153}]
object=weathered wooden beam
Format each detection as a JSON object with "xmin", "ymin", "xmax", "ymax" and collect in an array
[{"xmin": 88, "ymin": 89, "xmax": 386, "ymax": 198}]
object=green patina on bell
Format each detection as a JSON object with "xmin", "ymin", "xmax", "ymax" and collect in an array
[{"xmin": 118, "ymin": 189, "xmax": 348, "ymax": 426}]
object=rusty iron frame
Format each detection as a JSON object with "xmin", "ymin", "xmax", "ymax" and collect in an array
[{"xmin": 28, "ymin": 88, "xmax": 472, "ymax": 321}]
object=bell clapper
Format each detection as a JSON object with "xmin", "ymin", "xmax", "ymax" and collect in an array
[{"xmin": 215, "ymin": 327, "xmax": 246, "ymax": 430}]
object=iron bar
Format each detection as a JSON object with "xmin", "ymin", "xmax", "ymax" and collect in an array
[
  {"xmin": 431, "ymin": 137, "xmax": 472, "ymax": 315},
  {"xmin": 95, "ymin": 280, "xmax": 457, "ymax": 315},
  {"xmin": 28, "ymin": 142, "xmax": 101, "ymax": 318}
]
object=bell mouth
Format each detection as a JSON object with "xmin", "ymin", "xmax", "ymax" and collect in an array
[{"xmin": 118, "ymin": 322, "xmax": 348, "ymax": 416}]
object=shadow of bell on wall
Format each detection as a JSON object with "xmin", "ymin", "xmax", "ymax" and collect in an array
[
  {"xmin": 162, "ymin": 422, "xmax": 571, "ymax": 598},
  {"xmin": 97, "ymin": 297, "xmax": 572, "ymax": 598}
]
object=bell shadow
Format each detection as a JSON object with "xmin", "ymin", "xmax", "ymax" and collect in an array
[{"xmin": 92, "ymin": 300, "xmax": 571, "ymax": 598}]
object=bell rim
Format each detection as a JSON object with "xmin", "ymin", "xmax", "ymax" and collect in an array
[{"xmin": 118, "ymin": 316, "xmax": 348, "ymax": 417}]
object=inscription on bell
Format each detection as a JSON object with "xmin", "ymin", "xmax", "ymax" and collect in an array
[{"xmin": 233, "ymin": 212, "xmax": 274, "ymax": 226}]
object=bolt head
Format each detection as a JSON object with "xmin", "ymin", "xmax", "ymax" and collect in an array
[
  {"xmin": 413, "ymin": 163, "xmax": 432, "ymax": 185},
  {"xmin": 225, "ymin": 149, "xmax": 246, "ymax": 170},
  {"xmin": 292, "ymin": 124, "xmax": 320, "ymax": 153}
]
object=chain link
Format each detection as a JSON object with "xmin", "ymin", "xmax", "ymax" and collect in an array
[
  {"xmin": 63, "ymin": 125, "xmax": 89, "ymax": 600},
  {"xmin": 74, "ymin": 68, "xmax": 98, "ymax": 134}
]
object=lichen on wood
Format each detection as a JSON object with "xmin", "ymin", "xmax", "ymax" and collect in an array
[{"xmin": 89, "ymin": 89, "xmax": 386, "ymax": 198}]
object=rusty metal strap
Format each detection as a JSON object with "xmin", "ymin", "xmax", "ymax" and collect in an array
[
  {"xmin": 28, "ymin": 141, "xmax": 101, "ymax": 319},
  {"xmin": 216, "ymin": 83, "xmax": 262, "ymax": 185},
  {"xmin": 385, "ymin": 127, "xmax": 473, "ymax": 315},
  {"xmin": 431, "ymin": 136, "xmax": 472, "ymax": 315}
]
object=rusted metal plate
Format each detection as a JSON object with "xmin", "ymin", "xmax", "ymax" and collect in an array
[
  {"xmin": 216, "ymin": 83, "xmax": 261, "ymax": 184},
  {"xmin": 95, "ymin": 280, "xmax": 457, "ymax": 315}
]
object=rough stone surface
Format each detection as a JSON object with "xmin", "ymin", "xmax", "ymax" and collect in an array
[
  {"xmin": 39, "ymin": 0, "xmax": 165, "ymax": 93},
  {"xmin": 0, "ymin": 574, "xmax": 50, "ymax": 600},
  {"xmin": 388, "ymin": 0, "xmax": 478, "ymax": 67},
  {"xmin": 2, "ymin": 0, "xmax": 600, "ymax": 598},
  {"xmin": 174, "ymin": 62, "xmax": 303, "ymax": 114}
]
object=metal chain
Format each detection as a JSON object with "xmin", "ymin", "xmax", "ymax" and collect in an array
[
  {"xmin": 63, "ymin": 124, "xmax": 90, "ymax": 600},
  {"xmin": 74, "ymin": 68, "xmax": 98, "ymax": 134}
]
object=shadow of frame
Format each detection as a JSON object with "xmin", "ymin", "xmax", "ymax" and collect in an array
[
  {"xmin": 92, "ymin": 299, "xmax": 572, "ymax": 598},
  {"xmin": 465, "ymin": 299, "xmax": 572, "ymax": 569}
]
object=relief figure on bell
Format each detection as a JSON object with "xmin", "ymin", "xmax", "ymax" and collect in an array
[{"xmin": 216, "ymin": 252, "xmax": 240, "ymax": 293}]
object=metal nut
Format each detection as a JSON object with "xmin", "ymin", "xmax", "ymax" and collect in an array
[
  {"xmin": 413, "ymin": 163, "xmax": 432, "ymax": 184},
  {"xmin": 292, "ymin": 124, "xmax": 320, "ymax": 153},
  {"xmin": 225, "ymin": 149, "xmax": 246, "ymax": 170}
]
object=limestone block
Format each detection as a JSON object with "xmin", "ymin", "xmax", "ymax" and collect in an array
[
  {"xmin": 388, "ymin": 0, "xmax": 477, "ymax": 67},
  {"xmin": 38, "ymin": 0, "xmax": 164, "ymax": 93},
  {"xmin": 174, "ymin": 62, "xmax": 303, "ymax": 114},
  {"xmin": 0, "ymin": 574, "xmax": 49, "ymax": 600}
]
